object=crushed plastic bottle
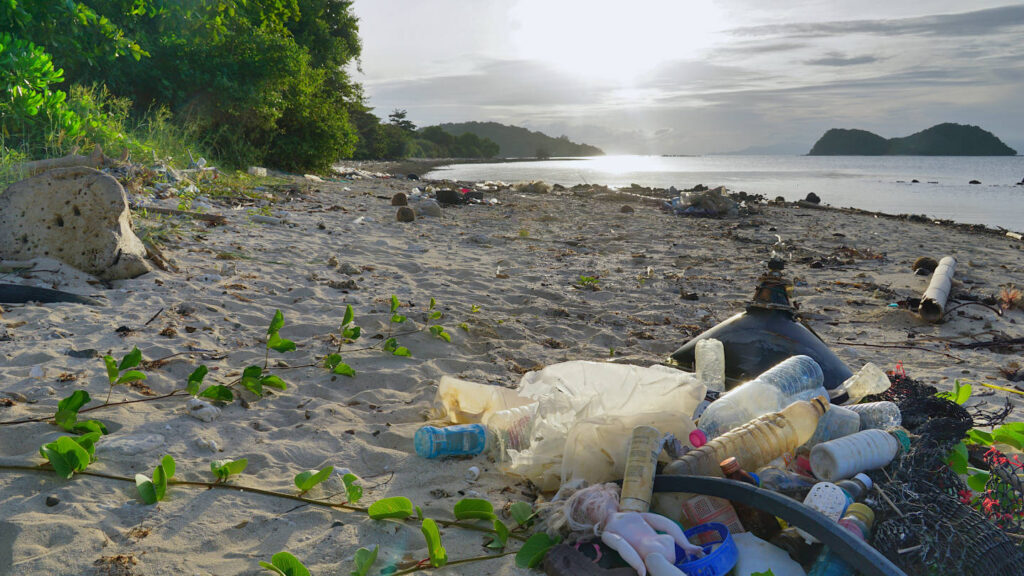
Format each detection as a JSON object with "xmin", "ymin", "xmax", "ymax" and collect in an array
[
  {"xmin": 414, "ymin": 424, "xmax": 487, "ymax": 458},
  {"xmin": 839, "ymin": 363, "xmax": 891, "ymax": 404}
]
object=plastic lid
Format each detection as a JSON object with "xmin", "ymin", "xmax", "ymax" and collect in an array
[
  {"xmin": 853, "ymin": 473, "xmax": 873, "ymax": 490},
  {"xmin": 845, "ymin": 503, "xmax": 875, "ymax": 528},
  {"xmin": 689, "ymin": 429, "xmax": 708, "ymax": 448}
]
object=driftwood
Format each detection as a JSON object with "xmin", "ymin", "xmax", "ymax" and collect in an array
[{"xmin": 18, "ymin": 145, "xmax": 129, "ymax": 176}]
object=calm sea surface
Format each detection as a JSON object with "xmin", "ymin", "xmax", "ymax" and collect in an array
[{"xmin": 424, "ymin": 155, "xmax": 1024, "ymax": 232}]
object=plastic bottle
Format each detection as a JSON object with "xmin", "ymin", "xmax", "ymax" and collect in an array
[
  {"xmin": 721, "ymin": 457, "xmax": 781, "ymax": 540},
  {"xmin": 698, "ymin": 356, "xmax": 827, "ymax": 439},
  {"xmin": 839, "ymin": 363, "xmax": 891, "ymax": 404},
  {"xmin": 434, "ymin": 376, "xmax": 534, "ymax": 424},
  {"xmin": 665, "ymin": 396, "xmax": 830, "ymax": 477},
  {"xmin": 846, "ymin": 401, "xmax": 902, "ymax": 430},
  {"xmin": 756, "ymin": 466, "xmax": 817, "ymax": 498},
  {"xmin": 677, "ymin": 495, "xmax": 746, "ymax": 544},
  {"xmin": 802, "ymin": 405, "xmax": 861, "ymax": 450},
  {"xmin": 414, "ymin": 424, "xmax": 487, "ymax": 458},
  {"xmin": 620, "ymin": 426, "xmax": 662, "ymax": 513},
  {"xmin": 835, "ymin": 473, "xmax": 872, "ymax": 504},
  {"xmin": 482, "ymin": 404, "xmax": 537, "ymax": 462},
  {"xmin": 807, "ymin": 504, "xmax": 876, "ymax": 576},
  {"xmin": 695, "ymin": 338, "xmax": 726, "ymax": 393},
  {"xmin": 810, "ymin": 429, "xmax": 904, "ymax": 482},
  {"xmin": 796, "ymin": 483, "xmax": 848, "ymax": 543}
]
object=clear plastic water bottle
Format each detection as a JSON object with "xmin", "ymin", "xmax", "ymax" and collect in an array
[
  {"xmin": 802, "ymin": 404, "xmax": 861, "ymax": 450},
  {"xmin": 835, "ymin": 473, "xmax": 872, "ymax": 504},
  {"xmin": 695, "ymin": 338, "xmax": 726, "ymax": 393},
  {"xmin": 414, "ymin": 424, "xmax": 488, "ymax": 458},
  {"xmin": 807, "ymin": 504, "xmax": 876, "ymax": 576},
  {"xmin": 698, "ymin": 356, "xmax": 826, "ymax": 439},
  {"xmin": 483, "ymin": 404, "xmax": 537, "ymax": 462},
  {"xmin": 840, "ymin": 363, "xmax": 891, "ymax": 404},
  {"xmin": 846, "ymin": 401, "xmax": 902, "ymax": 430}
]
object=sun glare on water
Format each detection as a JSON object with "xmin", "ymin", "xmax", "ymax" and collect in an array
[{"xmin": 509, "ymin": 0, "xmax": 727, "ymax": 84}]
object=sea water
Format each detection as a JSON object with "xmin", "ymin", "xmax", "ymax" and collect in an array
[{"xmin": 424, "ymin": 155, "xmax": 1024, "ymax": 232}]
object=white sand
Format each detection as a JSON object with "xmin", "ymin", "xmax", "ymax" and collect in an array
[{"xmin": 1, "ymin": 171, "xmax": 1023, "ymax": 575}]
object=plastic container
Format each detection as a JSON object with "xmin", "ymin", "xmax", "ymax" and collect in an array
[
  {"xmin": 483, "ymin": 403, "xmax": 536, "ymax": 461},
  {"xmin": 796, "ymin": 483, "xmax": 848, "ymax": 544},
  {"xmin": 673, "ymin": 523, "xmax": 739, "ymax": 576},
  {"xmin": 435, "ymin": 376, "xmax": 534, "ymax": 424},
  {"xmin": 666, "ymin": 397, "xmax": 830, "ymax": 477},
  {"xmin": 696, "ymin": 338, "xmax": 726, "ymax": 393},
  {"xmin": 810, "ymin": 429, "xmax": 902, "ymax": 482},
  {"xmin": 414, "ymin": 424, "xmax": 487, "ymax": 458},
  {"xmin": 698, "ymin": 356, "xmax": 826, "ymax": 439},
  {"xmin": 620, "ymin": 426, "xmax": 662, "ymax": 512},
  {"xmin": 731, "ymin": 532, "xmax": 807, "ymax": 576},
  {"xmin": 679, "ymin": 496, "xmax": 746, "ymax": 544},
  {"xmin": 846, "ymin": 401, "xmax": 902, "ymax": 430},
  {"xmin": 807, "ymin": 503, "xmax": 876, "ymax": 576},
  {"xmin": 756, "ymin": 466, "xmax": 816, "ymax": 498},
  {"xmin": 802, "ymin": 405, "xmax": 861, "ymax": 450},
  {"xmin": 835, "ymin": 473, "xmax": 872, "ymax": 504},
  {"xmin": 839, "ymin": 363, "xmax": 891, "ymax": 404}
]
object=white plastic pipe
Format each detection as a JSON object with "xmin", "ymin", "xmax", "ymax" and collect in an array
[{"xmin": 919, "ymin": 256, "xmax": 956, "ymax": 322}]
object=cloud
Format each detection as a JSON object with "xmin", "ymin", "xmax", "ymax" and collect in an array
[{"xmin": 804, "ymin": 52, "xmax": 881, "ymax": 66}]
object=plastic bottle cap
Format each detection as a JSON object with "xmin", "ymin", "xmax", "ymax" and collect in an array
[
  {"xmin": 689, "ymin": 429, "xmax": 707, "ymax": 448},
  {"xmin": 720, "ymin": 457, "xmax": 740, "ymax": 475},
  {"xmin": 853, "ymin": 473, "xmax": 872, "ymax": 491},
  {"xmin": 845, "ymin": 503, "xmax": 875, "ymax": 528}
]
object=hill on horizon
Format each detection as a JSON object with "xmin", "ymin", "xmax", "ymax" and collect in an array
[
  {"xmin": 809, "ymin": 123, "xmax": 1017, "ymax": 156},
  {"xmin": 435, "ymin": 122, "xmax": 604, "ymax": 158}
]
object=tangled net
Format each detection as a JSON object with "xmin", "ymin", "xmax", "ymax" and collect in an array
[{"xmin": 868, "ymin": 370, "xmax": 1024, "ymax": 575}]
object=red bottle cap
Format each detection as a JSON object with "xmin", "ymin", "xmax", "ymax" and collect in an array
[{"xmin": 689, "ymin": 429, "xmax": 707, "ymax": 448}]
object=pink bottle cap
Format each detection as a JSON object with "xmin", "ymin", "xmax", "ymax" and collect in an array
[{"xmin": 689, "ymin": 429, "xmax": 707, "ymax": 448}]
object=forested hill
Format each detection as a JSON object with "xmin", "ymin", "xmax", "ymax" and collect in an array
[
  {"xmin": 809, "ymin": 123, "xmax": 1017, "ymax": 156},
  {"xmin": 435, "ymin": 122, "xmax": 604, "ymax": 158}
]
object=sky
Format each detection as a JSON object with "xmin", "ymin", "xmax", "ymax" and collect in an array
[{"xmin": 349, "ymin": 1, "xmax": 1024, "ymax": 155}]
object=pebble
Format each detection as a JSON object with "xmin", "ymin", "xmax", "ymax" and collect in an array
[
  {"xmin": 45, "ymin": 495, "xmax": 60, "ymax": 507},
  {"xmin": 339, "ymin": 263, "xmax": 361, "ymax": 275},
  {"xmin": 187, "ymin": 398, "xmax": 221, "ymax": 422},
  {"xmin": 66, "ymin": 348, "xmax": 98, "ymax": 358},
  {"xmin": 328, "ymin": 279, "xmax": 359, "ymax": 291},
  {"xmin": 195, "ymin": 437, "xmax": 220, "ymax": 452},
  {"xmin": 465, "ymin": 466, "xmax": 481, "ymax": 481}
]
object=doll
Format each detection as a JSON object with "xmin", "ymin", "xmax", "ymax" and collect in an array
[{"xmin": 563, "ymin": 483, "xmax": 704, "ymax": 576}]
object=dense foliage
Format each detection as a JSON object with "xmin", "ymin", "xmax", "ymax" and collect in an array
[
  {"xmin": 809, "ymin": 123, "xmax": 1017, "ymax": 156},
  {"xmin": 434, "ymin": 121, "xmax": 603, "ymax": 158},
  {"xmin": 0, "ymin": 0, "xmax": 387, "ymax": 172}
]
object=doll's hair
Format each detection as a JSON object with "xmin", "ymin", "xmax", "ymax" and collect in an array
[{"xmin": 563, "ymin": 483, "xmax": 620, "ymax": 536}]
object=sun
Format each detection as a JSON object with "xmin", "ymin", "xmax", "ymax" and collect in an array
[{"xmin": 509, "ymin": 0, "xmax": 727, "ymax": 84}]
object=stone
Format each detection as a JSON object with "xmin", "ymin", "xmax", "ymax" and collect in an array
[
  {"xmin": 186, "ymin": 398, "xmax": 221, "ymax": 422},
  {"xmin": 391, "ymin": 192, "xmax": 408, "ymax": 206},
  {"xmin": 411, "ymin": 198, "xmax": 442, "ymax": 218},
  {"xmin": 396, "ymin": 206, "xmax": 416, "ymax": 222},
  {"xmin": 969, "ymin": 179, "xmax": 981, "ymax": 185},
  {"xmin": 247, "ymin": 166, "xmax": 267, "ymax": 177},
  {"xmin": 339, "ymin": 263, "xmax": 361, "ymax": 275},
  {"xmin": 804, "ymin": 192, "xmax": 821, "ymax": 204},
  {"xmin": 0, "ymin": 167, "xmax": 150, "ymax": 280},
  {"xmin": 912, "ymin": 256, "xmax": 939, "ymax": 274},
  {"xmin": 328, "ymin": 278, "xmax": 359, "ymax": 290},
  {"xmin": 620, "ymin": 205, "xmax": 635, "ymax": 214},
  {"xmin": 0, "ymin": 322, "xmax": 8, "ymax": 341},
  {"xmin": 45, "ymin": 495, "xmax": 60, "ymax": 507}
]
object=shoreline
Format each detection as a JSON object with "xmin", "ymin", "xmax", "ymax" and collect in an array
[{"xmin": 1, "ymin": 169, "xmax": 1022, "ymax": 575}]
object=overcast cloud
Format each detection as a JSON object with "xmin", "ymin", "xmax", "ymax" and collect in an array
[{"xmin": 350, "ymin": 1, "xmax": 1024, "ymax": 154}]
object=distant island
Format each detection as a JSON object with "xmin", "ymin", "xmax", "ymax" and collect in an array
[
  {"xmin": 808, "ymin": 123, "xmax": 1017, "ymax": 156},
  {"xmin": 435, "ymin": 121, "xmax": 603, "ymax": 158}
]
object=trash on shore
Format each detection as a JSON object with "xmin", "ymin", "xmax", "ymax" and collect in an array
[
  {"xmin": 663, "ymin": 186, "xmax": 738, "ymax": 218},
  {"xmin": 918, "ymin": 256, "xmax": 956, "ymax": 322}
]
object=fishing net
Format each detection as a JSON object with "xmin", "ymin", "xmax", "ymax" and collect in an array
[{"xmin": 868, "ymin": 370, "xmax": 1024, "ymax": 575}]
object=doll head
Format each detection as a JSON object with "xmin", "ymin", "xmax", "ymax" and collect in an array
[{"xmin": 564, "ymin": 483, "xmax": 621, "ymax": 535}]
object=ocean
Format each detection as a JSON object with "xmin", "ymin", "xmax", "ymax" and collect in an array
[{"xmin": 424, "ymin": 155, "xmax": 1024, "ymax": 233}]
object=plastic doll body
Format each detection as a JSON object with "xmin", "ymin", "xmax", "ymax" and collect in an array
[{"xmin": 598, "ymin": 505, "xmax": 703, "ymax": 575}]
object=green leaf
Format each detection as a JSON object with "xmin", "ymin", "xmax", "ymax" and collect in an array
[
  {"xmin": 383, "ymin": 338, "xmax": 397, "ymax": 352},
  {"xmin": 116, "ymin": 370, "xmax": 147, "ymax": 385},
  {"xmin": 153, "ymin": 461, "xmax": 168, "ymax": 501},
  {"xmin": 187, "ymin": 366, "xmax": 209, "ymax": 396},
  {"xmin": 343, "ymin": 473, "xmax": 363, "ymax": 503},
  {"xmin": 260, "ymin": 552, "xmax": 310, "ymax": 576},
  {"xmin": 351, "ymin": 546, "xmax": 378, "ymax": 576},
  {"xmin": 161, "ymin": 455, "xmax": 176, "ymax": 479},
  {"xmin": 241, "ymin": 365, "xmax": 265, "ymax": 396},
  {"xmin": 55, "ymin": 390, "xmax": 92, "ymax": 431},
  {"xmin": 393, "ymin": 346, "xmax": 411, "ymax": 357},
  {"xmin": 453, "ymin": 498, "xmax": 495, "ymax": 521},
  {"xmin": 429, "ymin": 297, "xmax": 436, "ymax": 310},
  {"xmin": 267, "ymin": 333, "xmax": 297, "ymax": 353},
  {"xmin": 342, "ymin": 326, "xmax": 361, "ymax": 340},
  {"xmin": 488, "ymin": 519, "xmax": 509, "ymax": 549},
  {"xmin": 515, "ymin": 532, "xmax": 559, "ymax": 568},
  {"xmin": 71, "ymin": 419, "xmax": 107, "ymax": 435},
  {"xmin": 751, "ymin": 571, "xmax": 777, "ymax": 576},
  {"xmin": 948, "ymin": 442, "xmax": 969, "ymax": 475},
  {"xmin": 40, "ymin": 436, "xmax": 91, "ymax": 479},
  {"xmin": 324, "ymin": 353, "xmax": 342, "ymax": 370},
  {"xmin": 198, "ymin": 385, "xmax": 234, "ymax": 403},
  {"xmin": 438, "ymin": 331, "xmax": 451, "ymax": 343},
  {"xmin": 211, "ymin": 458, "xmax": 248, "ymax": 481},
  {"xmin": 333, "ymin": 362, "xmax": 355, "ymax": 377},
  {"xmin": 428, "ymin": 311, "xmax": 442, "ymax": 320},
  {"xmin": 269, "ymin": 309, "xmax": 286, "ymax": 336},
  {"xmin": 390, "ymin": 314, "xmax": 406, "ymax": 324},
  {"xmin": 136, "ymin": 474, "xmax": 157, "ymax": 504},
  {"xmin": 509, "ymin": 502, "xmax": 534, "ymax": 526},
  {"xmin": 967, "ymin": 429, "xmax": 994, "ymax": 446},
  {"xmin": 294, "ymin": 466, "xmax": 334, "ymax": 493},
  {"xmin": 390, "ymin": 295, "xmax": 400, "ymax": 313},
  {"xmin": 459, "ymin": 323, "xmax": 469, "ymax": 333},
  {"xmin": 368, "ymin": 496, "xmax": 414, "ymax": 520},
  {"xmin": 968, "ymin": 471, "xmax": 991, "ymax": 492},
  {"xmin": 118, "ymin": 347, "xmax": 143, "ymax": 371},
  {"xmin": 421, "ymin": 518, "xmax": 447, "ymax": 568},
  {"xmin": 429, "ymin": 325, "xmax": 443, "ymax": 337},
  {"xmin": 993, "ymin": 428, "xmax": 1024, "ymax": 451},
  {"xmin": 416, "ymin": 506, "xmax": 424, "ymax": 521},
  {"xmin": 72, "ymin": 432, "xmax": 101, "ymax": 459},
  {"xmin": 342, "ymin": 304, "xmax": 354, "ymax": 328},
  {"xmin": 260, "ymin": 374, "xmax": 287, "ymax": 391},
  {"xmin": 103, "ymin": 355, "xmax": 119, "ymax": 383}
]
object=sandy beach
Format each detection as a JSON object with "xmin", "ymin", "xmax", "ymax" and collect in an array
[{"xmin": 2, "ymin": 166, "xmax": 1023, "ymax": 576}]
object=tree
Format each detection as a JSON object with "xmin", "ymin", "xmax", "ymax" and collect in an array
[{"xmin": 388, "ymin": 109, "xmax": 417, "ymax": 133}]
